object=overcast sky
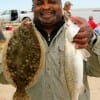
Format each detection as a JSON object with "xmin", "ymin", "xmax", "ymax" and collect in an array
[
  {"xmin": 0, "ymin": 0, "xmax": 100, "ymax": 12},
  {"xmin": 63, "ymin": 0, "xmax": 100, "ymax": 8}
]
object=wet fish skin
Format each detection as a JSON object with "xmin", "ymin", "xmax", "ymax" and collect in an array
[
  {"xmin": 64, "ymin": 20, "xmax": 84, "ymax": 100},
  {"xmin": 13, "ymin": 88, "xmax": 30, "ymax": 100}
]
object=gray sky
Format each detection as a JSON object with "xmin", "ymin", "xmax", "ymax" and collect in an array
[{"xmin": 0, "ymin": 0, "xmax": 100, "ymax": 12}]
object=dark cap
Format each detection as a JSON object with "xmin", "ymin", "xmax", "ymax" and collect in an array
[{"xmin": 64, "ymin": 1, "xmax": 73, "ymax": 6}]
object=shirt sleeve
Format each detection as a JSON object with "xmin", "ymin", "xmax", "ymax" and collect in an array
[{"xmin": 86, "ymin": 35, "xmax": 100, "ymax": 77}]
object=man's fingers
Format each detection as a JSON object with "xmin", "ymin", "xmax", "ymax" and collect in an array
[
  {"xmin": 75, "ymin": 43, "xmax": 88, "ymax": 49},
  {"xmin": 73, "ymin": 37, "xmax": 89, "ymax": 44},
  {"xmin": 74, "ymin": 31, "xmax": 89, "ymax": 39}
]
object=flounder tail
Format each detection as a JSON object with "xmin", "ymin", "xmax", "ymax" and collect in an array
[{"xmin": 13, "ymin": 88, "xmax": 30, "ymax": 100}]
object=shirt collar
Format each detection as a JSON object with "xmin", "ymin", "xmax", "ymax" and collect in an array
[{"xmin": 34, "ymin": 17, "xmax": 65, "ymax": 45}]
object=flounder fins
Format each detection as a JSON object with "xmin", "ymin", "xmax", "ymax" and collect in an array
[
  {"xmin": 81, "ymin": 49, "xmax": 91, "ymax": 61},
  {"xmin": 13, "ymin": 88, "xmax": 30, "ymax": 100}
]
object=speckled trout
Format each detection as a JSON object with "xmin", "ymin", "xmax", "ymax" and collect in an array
[{"xmin": 64, "ymin": 19, "xmax": 90, "ymax": 100}]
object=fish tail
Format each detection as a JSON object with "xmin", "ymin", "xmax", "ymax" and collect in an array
[
  {"xmin": 13, "ymin": 88, "xmax": 30, "ymax": 100},
  {"xmin": 70, "ymin": 84, "xmax": 84, "ymax": 100},
  {"xmin": 70, "ymin": 93, "xmax": 79, "ymax": 100}
]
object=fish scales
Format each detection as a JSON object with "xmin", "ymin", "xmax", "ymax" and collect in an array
[
  {"xmin": 64, "ymin": 19, "xmax": 84, "ymax": 100},
  {"xmin": 2, "ymin": 24, "xmax": 45, "ymax": 100}
]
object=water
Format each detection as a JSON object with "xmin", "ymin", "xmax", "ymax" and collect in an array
[{"xmin": 71, "ymin": 8, "xmax": 100, "ymax": 23}]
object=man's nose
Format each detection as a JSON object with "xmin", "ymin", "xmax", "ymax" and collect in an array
[{"xmin": 42, "ymin": 3, "xmax": 51, "ymax": 9}]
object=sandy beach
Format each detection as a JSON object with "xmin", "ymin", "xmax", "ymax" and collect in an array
[
  {"xmin": 88, "ymin": 77, "xmax": 100, "ymax": 100},
  {"xmin": 0, "ymin": 77, "xmax": 100, "ymax": 100}
]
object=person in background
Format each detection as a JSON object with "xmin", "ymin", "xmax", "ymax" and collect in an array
[
  {"xmin": 94, "ymin": 23, "xmax": 100, "ymax": 35},
  {"xmin": 88, "ymin": 16, "xmax": 98, "ymax": 29},
  {"xmin": 1, "ymin": 0, "xmax": 100, "ymax": 100},
  {"xmin": 63, "ymin": 1, "xmax": 87, "ymax": 26},
  {"xmin": 63, "ymin": 1, "xmax": 72, "ymax": 18},
  {"xmin": 0, "ymin": 29, "xmax": 6, "ymax": 83},
  {"xmin": 0, "ymin": 29, "xmax": 6, "ymax": 42},
  {"xmin": 21, "ymin": 17, "xmax": 32, "ymax": 26}
]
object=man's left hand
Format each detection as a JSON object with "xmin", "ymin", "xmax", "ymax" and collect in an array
[{"xmin": 73, "ymin": 24, "xmax": 93, "ymax": 49}]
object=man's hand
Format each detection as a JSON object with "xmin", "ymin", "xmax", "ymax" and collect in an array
[{"xmin": 72, "ymin": 17, "xmax": 93, "ymax": 49}]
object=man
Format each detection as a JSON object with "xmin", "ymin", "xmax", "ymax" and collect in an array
[
  {"xmin": 1, "ymin": 0, "xmax": 100, "ymax": 100},
  {"xmin": 26, "ymin": 0, "xmax": 100, "ymax": 100}
]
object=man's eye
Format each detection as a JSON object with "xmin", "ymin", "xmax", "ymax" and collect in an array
[
  {"xmin": 49, "ymin": 1, "xmax": 56, "ymax": 4},
  {"xmin": 49, "ymin": 0, "xmax": 58, "ymax": 4},
  {"xmin": 35, "ymin": 1, "xmax": 43, "ymax": 5}
]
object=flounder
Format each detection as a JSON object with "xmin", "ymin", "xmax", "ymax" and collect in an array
[{"xmin": 2, "ymin": 24, "xmax": 45, "ymax": 100}]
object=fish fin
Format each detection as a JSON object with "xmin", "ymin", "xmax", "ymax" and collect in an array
[
  {"xmin": 77, "ymin": 84, "xmax": 85, "ymax": 97},
  {"xmin": 13, "ymin": 88, "xmax": 30, "ymax": 100},
  {"xmin": 81, "ymin": 49, "xmax": 91, "ymax": 61}
]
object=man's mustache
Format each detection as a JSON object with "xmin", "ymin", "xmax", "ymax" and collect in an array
[{"xmin": 39, "ymin": 9, "xmax": 55, "ymax": 15}]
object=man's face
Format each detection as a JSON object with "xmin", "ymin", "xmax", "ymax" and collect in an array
[{"xmin": 33, "ymin": 0, "xmax": 63, "ymax": 27}]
